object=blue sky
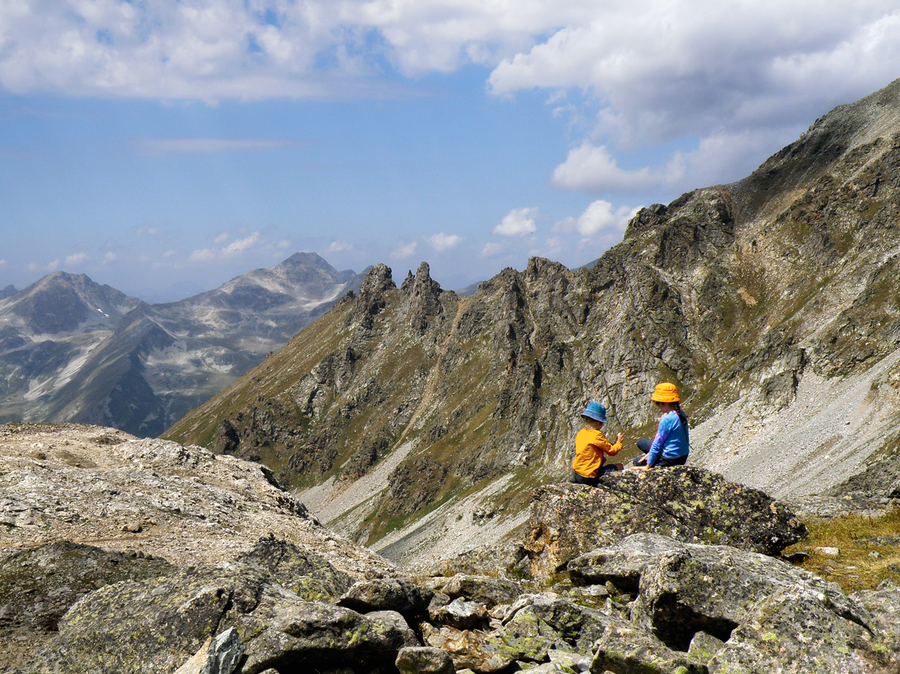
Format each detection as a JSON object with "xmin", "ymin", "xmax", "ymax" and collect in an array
[{"xmin": 2, "ymin": 1, "xmax": 900, "ymax": 301}]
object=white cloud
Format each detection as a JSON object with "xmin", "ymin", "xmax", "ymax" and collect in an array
[
  {"xmin": 138, "ymin": 137, "xmax": 292, "ymax": 156},
  {"xmin": 391, "ymin": 241, "xmax": 418, "ymax": 259},
  {"xmin": 1, "ymin": 0, "xmax": 899, "ymax": 210},
  {"xmin": 551, "ymin": 144, "xmax": 677, "ymax": 192},
  {"xmin": 428, "ymin": 232, "xmax": 463, "ymax": 251},
  {"xmin": 29, "ymin": 259, "xmax": 60, "ymax": 273},
  {"xmin": 188, "ymin": 248, "xmax": 217, "ymax": 263},
  {"xmin": 222, "ymin": 232, "xmax": 260, "ymax": 257},
  {"xmin": 65, "ymin": 253, "xmax": 88, "ymax": 266},
  {"xmin": 481, "ymin": 242, "xmax": 504, "ymax": 257},
  {"xmin": 103, "ymin": 252, "xmax": 118, "ymax": 263},
  {"xmin": 555, "ymin": 200, "xmax": 638, "ymax": 237},
  {"xmin": 327, "ymin": 240, "xmax": 353, "ymax": 253},
  {"xmin": 494, "ymin": 207, "xmax": 539, "ymax": 236},
  {"xmin": 188, "ymin": 232, "xmax": 261, "ymax": 262}
]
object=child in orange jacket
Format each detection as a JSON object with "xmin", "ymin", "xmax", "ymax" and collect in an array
[{"xmin": 570, "ymin": 401, "xmax": 624, "ymax": 486}]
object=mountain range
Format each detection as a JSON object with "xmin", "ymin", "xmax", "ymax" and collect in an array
[
  {"xmin": 164, "ymin": 77, "xmax": 900, "ymax": 566},
  {"xmin": 0, "ymin": 253, "xmax": 367, "ymax": 436}
]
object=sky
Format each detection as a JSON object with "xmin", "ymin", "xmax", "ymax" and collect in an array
[{"xmin": 1, "ymin": 1, "xmax": 899, "ymax": 302}]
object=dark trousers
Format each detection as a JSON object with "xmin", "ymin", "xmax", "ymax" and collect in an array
[
  {"xmin": 633, "ymin": 438, "xmax": 688, "ymax": 467},
  {"xmin": 569, "ymin": 463, "xmax": 621, "ymax": 486}
]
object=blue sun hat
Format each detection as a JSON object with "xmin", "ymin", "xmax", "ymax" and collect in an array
[{"xmin": 581, "ymin": 401, "xmax": 607, "ymax": 423}]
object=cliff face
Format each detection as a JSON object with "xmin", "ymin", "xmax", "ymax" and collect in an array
[{"xmin": 164, "ymin": 78, "xmax": 900, "ymax": 564}]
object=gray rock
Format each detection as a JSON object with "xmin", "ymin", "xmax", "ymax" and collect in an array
[
  {"xmin": 366, "ymin": 610, "xmax": 421, "ymax": 649},
  {"xmin": 201, "ymin": 627, "xmax": 244, "ymax": 674},
  {"xmin": 626, "ymin": 535, "xmax": 870, "ymax": 650},
  {"xmin": 568, "ymin": 533, "xmax": 687, "ymax": 593},
  {"xmin": 850, "ymin": 578, "xmax": 900, "ymax": 652},
  {"xmin": 426, "ymin": 626, "xmax": 517, "ymax": 673},
  {"xmin": 0, "ymin": 540, "xmax": 174, "ymax": 633},
  {"xmin": 589, "ymin": 623, "xmax": 706, "ymax": 674},
  {"xmin": 441, "ymin": 573, "xmax": 523, "ymax": 608},
  {"xmin": 337, "ymin": 577, "xmax": 432, "ymax": 619},
  {"xmin": 525, "ymin": 471, "xmax": 807, "ymax": 574},
  {"xmin": 430, "ymin": 597, "xmax": 489, "ymax": 630},
  {"xmin": 708, "ymin": 586, "xmax": 900, "ymax": 673},
  {"xmin": 239, "ymin": 590, "xmax": 412, "ymax": 672},
  {"xmin": 236, "ymin": 534, "xmax": 354, "ymax": 602},
  {"xmin": 26, "ymin": 543, "xmax": 410, "ymax": 674},
  {"xmin": 687, "ymin": 631, "xmax": 726, "ymax": 663},
  {"xmin": 486, "ymin": 592, "xmax": 624, "ymax": 664},
  {"xmin": 396, "ymin": 646, "xmax": 455, "ymax": 674}
]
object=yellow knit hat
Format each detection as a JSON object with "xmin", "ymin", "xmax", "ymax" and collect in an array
[{"xmin": 650, "ymin": 382, "xmax": 680, "ymax": 403}]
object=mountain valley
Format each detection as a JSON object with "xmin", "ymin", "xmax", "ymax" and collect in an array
[
  {"xmin": 165, "ymin": 79, "xmax": 900, "ymax": 567},
  {"xmin": 0, "ymin": 253, "xmax": 367, "ymax": 437}
]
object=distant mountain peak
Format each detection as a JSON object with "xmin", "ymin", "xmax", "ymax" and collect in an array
[
  {"xmin": 0, "ymin": 254, "xmax": 367, "ymax": 438},
  {"xmin": 277, "ymin": 251, "xmax": 331, "ymax": 268}
]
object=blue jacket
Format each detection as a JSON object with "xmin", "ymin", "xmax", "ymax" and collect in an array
[{"xmin": 646, "ymin": 411, "xmax": 689, "ymax": 466}]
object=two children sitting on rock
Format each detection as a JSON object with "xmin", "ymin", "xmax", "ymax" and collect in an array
[{"xmin": 570, "ymin": 383, "xmax": 690, "ymax": 486}]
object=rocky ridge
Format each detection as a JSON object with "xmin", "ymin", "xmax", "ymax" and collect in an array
[
  {"xmin": 2, "ymin": 423, "xmax": 899, "ymax": 673},
  {"xmin": 165, "ymin": 75, "xmax": 900, "ymax": 569}
]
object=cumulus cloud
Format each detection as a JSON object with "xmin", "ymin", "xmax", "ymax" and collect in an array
[
  {"xmin": 555, "ymin": 200, "xmax": 638, "ymax": 237},
  {"xmin": 65, "ymin": 253, "xmax": 88, "ymax": 266},
  {"xmin": 327, "ymin": 240, "xmax": 353, "ymax": 253},
  {"xmin": 428, "ymin": 232, "xmax": 463, "ymax": 251},
  {"xmin": 391, "ymin": 241, "xmax": 418, "ymax": 259},
  {"xmin": 189, "ymin": 232, "xmax": 261, "ymax": 262},
  {"xmin": 222, "ymin": 232, "xmax": 260, "ymax": 256},
  {"xmin": 2, "ymin": 0, "xmax": 899, "ymax": 230},
  {"xmin": 494, "ymin": 207, "xmax": 539, "ymax": 236},
  {"xmin": 28, "ymin": 259, "xmax": 60, "ymax": 273},
  {"xmin": 482, "ymin": 242, "xmax": 505, "ymax": 257},
  {"xmin": 551, "ymin": 144, "xmax": 682, "ymax": 192}
]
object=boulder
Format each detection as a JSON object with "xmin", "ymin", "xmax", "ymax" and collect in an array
[
  {"xmin": 525, "ymin": 468, "xmax": 807, "ymax": 574},
  {"xmin": 568, "ymin": 534, "xmax": 871, "ymax": 651},
  {"xmin": 850, "ymin": 579, "xmax": 900, "ymax": 653},
  {"xmin": 428, "ymin": 627, "xmax": 517, "ymax": 674},
  {"xmin": 173, "ymin": 627, "xmax": 243, "ymax": 674},
  {"xmin": 707, "ymin": 586, "xmax": 900, "ymax": 673},
  {"xmin": 26, "ymin": 538, "xmax": 412, "ymax": 674},
  {"xmin": 235, "ymin": 534, "xmax": 354, "ymax": 602},
  {"xmin": 395, "ymin": 646, "xmax": 456, "ymax": 674},
  {"xmin": 589, "ymin": 623, "xmax": 706, "ymax": 674},
  {"xmin": 239, "ymin": 592, "xmax": 413, "ymax": 672},
  {"xmin": 439, "ymin": 573, "xmax": 524, "ymax": 608},
  {"xmin": 336, "ymin": 577, "xmax": 433, "ymax": 620},
  {"xmin": 568, "ymin": 533, "xmax": 687, "ymax": 593},
  {"xmin": 430, "ymin": 597, "xmax": 490, "ymax": 630},
  {"xmin": 31, "ymin": 562, "xmax": 270, "ymax": 674},
  {"xmin": 501, "ymin": 593, "xmax": 615, "ymax": 657},
  {"xmin": 0, "ymin": 540, "xmax": 173, "ymax": 633},
  {"xmin": 418, "ymin": 542, "xmax": 531, "ymax": 579},
  {"xmin": 365, "ymin": 610, "xmax": 421, "ymax": 649}
]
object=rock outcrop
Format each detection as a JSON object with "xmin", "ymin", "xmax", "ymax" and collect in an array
[
  {"xmin": 3, "ymin": 423, "xmax": 900, "ymax": 673},
  {"xmin": 524, "ymin": 468, "xmax": 808, "ymax": 575},
  {"xmin": 0, "ymin": 423, "xmax": 395, "ymax": 672}
]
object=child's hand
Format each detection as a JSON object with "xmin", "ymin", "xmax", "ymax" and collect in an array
[{"xmin": 616, "ymin": 432, "xmax": 624, "ymax": 444}]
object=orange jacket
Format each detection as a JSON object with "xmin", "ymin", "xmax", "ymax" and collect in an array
[{"xmin": 572, "ymin": 427, "xmax": 622, "ymax": 478}]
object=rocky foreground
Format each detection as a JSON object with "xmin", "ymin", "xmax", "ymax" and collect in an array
[{"xmin": 2, "ymin": 423, "xmax": 900, "ymax": 673}]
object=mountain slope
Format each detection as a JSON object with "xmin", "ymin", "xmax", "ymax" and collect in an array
[
  {"xmin": 164, "ymin": 78, "xmax": 900, "ymax": 565},
  {"xmin": 0, "ymin": 253, "xmax": 367, "ymax": 436}
]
